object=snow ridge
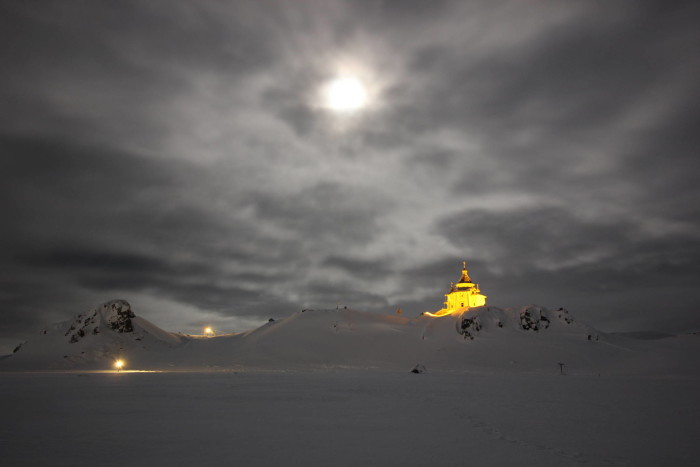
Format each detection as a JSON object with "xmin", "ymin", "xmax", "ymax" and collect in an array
[{"xmin": 3, "ymin": 300, "xmax": 698, "ymax": 375}]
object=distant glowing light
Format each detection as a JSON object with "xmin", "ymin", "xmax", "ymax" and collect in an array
[
  {"xmin": 204, "ymin": 327, "xmax": 214, "ymax": 337},
  {"xmin": 323, "ymin": 76, "xmax": 367, "ymax": 112},
  {"xmin": 114, "ymin": 359, "xmax": 124, "ymax": 371}
]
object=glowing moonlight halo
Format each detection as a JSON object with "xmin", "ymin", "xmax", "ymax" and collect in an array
[{"xmin": 323, "ymin": 76, "xmax": 368, "ymax": 112}]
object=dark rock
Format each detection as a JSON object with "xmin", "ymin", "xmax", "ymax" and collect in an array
[
  {"xmin": 457, "ymin": 316, "xmax": 481, "ymax": 340},
  {"xmin": 520, "ymin": 310, "xmax": 539, "ymax": 331},
  {"xmin": 107, "ymin": 303, "xmax": 136, "ymax": 333}
]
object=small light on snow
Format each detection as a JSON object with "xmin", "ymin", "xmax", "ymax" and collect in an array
[{"xmin": 114, "ymin": 359, "xmax": 124, "ymax": 371}]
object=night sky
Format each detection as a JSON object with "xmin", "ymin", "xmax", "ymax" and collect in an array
[{"xmin": 2, "ymin": 1, "xmax": 699, "ymax": 337}]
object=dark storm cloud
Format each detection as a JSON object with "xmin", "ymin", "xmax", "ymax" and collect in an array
[
  {"xmin": 438, "ymin": 206, "xmax": 700, "ymax": 278},
  {"xmin": 322, "ymin": 256, "xmax": 390, "ymax": 280},
  {"xmin": 248, "ymin": 182, "xmax": 387, "ymax": 243},
  {"xmin": 392, "ymin": 1, "xmax": 700, "ymax": 178},
  {"xmin": 260, "ymin": 72, "xmax": 325, "ymax": 137},
  {"xmin": 0, "ymin": 135, "xmax": 215, "ymax": 253},
  {"xmin": 1, "ymin": 0, "xmax": 699, "ymax": 336},
  {"xmin": 0, "ymin": 135, "xmax": 269, "ymax": 318}
]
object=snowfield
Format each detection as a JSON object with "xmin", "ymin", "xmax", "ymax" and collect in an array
[
  {"xmin": 1, "ymin": 370, "xmax": 698, "ymax": 466},
  {"xmin": 1, "ymin": 300, "xmax": 699, "ymax": 465}
]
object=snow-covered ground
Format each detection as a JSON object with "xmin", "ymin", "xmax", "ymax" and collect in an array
[
  {"xmin": 2, "ymin": 301, "xmax": 699, "ymax": 465},
  {"xmin": 4, "ymin": 300, "xmax": 699, "ymax": 376},
  {"xmin": 1, "ymin": 369, "xmax": 698, "ymax": 466}
]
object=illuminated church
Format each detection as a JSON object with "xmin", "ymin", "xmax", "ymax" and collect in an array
[{"xmin": 426, "ymin": 261, "xmax": 487, "ymax": 317}]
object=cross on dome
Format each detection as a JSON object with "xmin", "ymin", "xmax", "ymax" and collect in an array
[{"xmin": 458, "ymin": 261, "xmax": 472, "ymax": 284}]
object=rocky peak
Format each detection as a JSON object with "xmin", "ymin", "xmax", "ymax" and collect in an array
[
  {"xmin": 65, "ymin": 299, "xmax": 136, "ymax": 344},
  {"xmin": 103, "ymin": 300, "xmax": 135, "ymax": 333}
]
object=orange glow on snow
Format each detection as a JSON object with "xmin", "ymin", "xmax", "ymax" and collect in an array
[{"xmin": 424, "ymin": 309, "xmax": 455, "ymax": 318}]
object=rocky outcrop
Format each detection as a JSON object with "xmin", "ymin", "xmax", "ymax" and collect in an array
[
  {"xmin": 457, "ymin": 316, "xmax": 482, "ymax": 340},
  {"xmin": 447, "ymin": 305, "xmax": 581, "ymax": 340},
  {"xmin": 105, "ymin": 300, "xmax": 135, "ymax": 333},
  {"xmin": 65, "ymin": 299, "xmax": 135, "ymax": 344}
]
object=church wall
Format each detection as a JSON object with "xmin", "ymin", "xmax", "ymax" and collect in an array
[{"xmin": 445, "ymin": 290, "xmax": 486, "ymax": 311}]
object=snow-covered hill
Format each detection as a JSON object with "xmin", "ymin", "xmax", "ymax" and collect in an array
[
  {"xmin": 3, "ymin": 300, "xmax": 699, "ymax": 375},
  {"xmin": 2, "ymin": 300, "xmax": 184, "ymax": 370}
]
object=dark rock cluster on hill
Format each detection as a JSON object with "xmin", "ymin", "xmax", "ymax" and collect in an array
[
  {"xmin": 66, "ymin": 310, "xmax": 99, "ymax": 343},
  {"xmin": 106, "ymin": 301, "xmax": 135, "ymax": 333},
  {"xmin": 457, "ymin": 316, "xmax": 482, "ymax": 340},
  {"xmin": 64, "ymin": 299, "xmax": 135, "ymax": 344},
  {"xmin": 450, "ymin": 305, "xmax": 577, "ymax": 340},
  {"xmin": 517, "ymin": 306, "xmax": 578, "ymax": 332},
  {"xmin": 519, "ymin": 307, "xmax": 550, "ymax": 332}
]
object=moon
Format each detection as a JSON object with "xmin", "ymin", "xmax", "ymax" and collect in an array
[{"xmin": 323, "ymin": 76, "xmax": 368, "ymax": 112}]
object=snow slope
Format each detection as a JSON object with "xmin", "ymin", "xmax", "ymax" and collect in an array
[
  {"xmin": 2, "ymin": 300, "xmax": 184, "ymax": 370},
  {"xmin": 3, "ymin": 300, "xmax": 699, "ymax": 376}
]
